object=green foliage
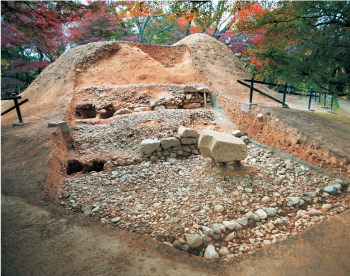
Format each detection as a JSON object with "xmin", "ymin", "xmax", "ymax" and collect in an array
[{"xmin": 239, "ymin": 1, "xmax": 350, "ymax": 95}]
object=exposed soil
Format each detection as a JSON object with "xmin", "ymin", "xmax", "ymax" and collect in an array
[{"xmin": 2, "ymin": 33, "xmax": 350, "ymax": 274}]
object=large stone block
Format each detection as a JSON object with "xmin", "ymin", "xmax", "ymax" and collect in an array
[
  {"xmin": 198, "ymin": 130, "xmax": 247, "ymax": 162},
  {"xmin": 178, "ymin": 126, "xmax": 199, "ymax": 138},
  {"xmin": 160, "ymin": 137, "xmax": 181, "ymax": 149},
  {"xmin": 141, "ymin": 139, "xmax": 160, "ymax": 154}
]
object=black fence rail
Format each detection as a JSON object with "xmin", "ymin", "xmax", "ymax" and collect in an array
[
  {"xmin": 1, "ymin": 93, "xmax": 29, "ymax": 123},
  {"xmin": 237, "ymin": 77, "xmax": 348, "ymax": 112}
]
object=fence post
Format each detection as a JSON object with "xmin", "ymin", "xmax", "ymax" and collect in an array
[
  {"xmin": 329, "ymin": 93, "xmax": 334, "ymax": 112},
  {"xmin": 282, "ymin": 83, "xmax": 287, "ymax": 107},
  {"xmin": 16, "ymin": 84, "xmax": 20, "ymax": 95},
  {"xmin": 249, "ymin": 76, "xmax": 254, "ymax": 104},
  {"xmin": 12, "ymin": 93, "xmax": 23, "ymax": 123},
  {"xmin": 318, "ymin": 92, "xmax": 321, "ymax": 103},
  {"xmin": 314, "ymin": 91, "xmax": 317, "ymax": 101},
  {"xmin": 322, "ymin": 93, "xmax": 327, "ymax": 108},
  {"xmin": 308, "ymin": 88, "xmax": 313, "ymax": 110}
]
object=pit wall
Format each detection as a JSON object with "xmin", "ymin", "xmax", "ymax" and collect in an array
[{"xmin": 207, "ymin": 88, "xmax": 350, "ymax": 177}]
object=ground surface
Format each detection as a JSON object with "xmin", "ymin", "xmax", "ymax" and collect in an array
[{"xmin": 2, "ymin": 34, "xmax": 350, "ymax": 275}]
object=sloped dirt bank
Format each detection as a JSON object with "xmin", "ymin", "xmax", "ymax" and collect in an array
[{"xmin": 209, "ymin": 92, "xmax": 350, "ymax": 177}]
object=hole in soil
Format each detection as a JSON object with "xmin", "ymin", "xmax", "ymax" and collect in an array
[
  {"xmin": 66, "ymin": 159, "xmax": 105, "ymax": 175},
  {"xmin": 99, "ymin": 104, "xmax": 115, "ymax": 119},
  {"xmin": 67, "ymin": 159, "xmax": 83, "ymax": 175},
  {"xmin": 82, "ymin": 160, "xmax": 105, "ymax": 174},
  {"xmin": 75, "ymin": 104, "xmax": 97, "ymax": 119}
]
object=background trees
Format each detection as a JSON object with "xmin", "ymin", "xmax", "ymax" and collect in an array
[{"xmin": 1, "ymin": 1, "xmax": 349, "ymax": 97}]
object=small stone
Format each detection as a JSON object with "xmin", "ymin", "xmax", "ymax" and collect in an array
[
  {"xmin": 111, "ymin": 217, "xmax": 121, "ymax": 223},
  {"xmin": 323, "ymin": 186, "xmax": 338, "ymax": 195},
  {"xmin": 191, "ymin": 206, "xmax": 200, "ymax": 212},
  {"xmin": 273, "ymin": 177, "xmax": 283, "ymax": 186},
  {"xmin": 262, "ymin": 196, "xmax": 270, "ymax": 202},
  {"xmin": 214, "ymin": 205, "xmax": 224, "ymax": 213},
  {"xmin": 202, "ymin": 226, "xmax": 214, "ymax": 236},
  {"xmin": 222, "ymin": 221, "xmax": 237, "ymax": 230},
  {"xmin": 223, "ymin": 232, "xmax": 235, "ymax": 241},
  {"xmin": 173, "ymin": 241, "xmax": 182, "ymax": 250},
  {"xmin": 238, "ymin": 217, "xmax": 248, "ymax": 226},
  {"xmin": 213, "ymin": 224, "xmax": 221, "ymax": 234},
  {"xmin": 114, "ymin": 108, "xmax": 132, "ymax": 115},
  {"xmin": 296, "ymin": 210, "xmax": 307, "ymax": 218},
  {"xmin": 264, "ymin": 208, "xmax": 276, "ymax": 217},
  {"xmin": 308, "ymin": 209, "xmax": 323, "ymax": 216},
  {"xmin": 232, "ymin": 130, "xmax": 244, "ymax": 137},
  {"xmin": 204, "ymin": 244, "xmax": 219, "ymax": 260},
  {"xmin": 124, "ymin": 208, "xmax": 133, "ymax": 213},
  {"xmin": 185, "ymin": 234, "xmax": 203, "ymax": 248},
  {"xmin": 134, "ymin": 107, "xmax": 150, "ymax": 112},
  {"xmin": 163, "ymin": 242, "xmax": 173, "ymax": 247},
  {"xmin": 178, "ymin": 126, "xmax": 199, "ymax": 138},
  {"xmin": 322, "ymin": 204, "xmax": 333, "ymax": 211},
  {"xmin": 218, "ymin": 247, "xmax": 230, "ymax": 256},
  {"xmin": 80, "ymin": 143, "xmax": 89, "ymax": 150},
  {"xmin": 154, "ymin": 105, "xmax": 166, "ymax": 111},
  {"xmin": 255, "ymin": 209, "xmax": 267, "ymax": 220},
  {"xmin": 182, "ymin": 244, "xmax": 190, "ymax": 251}
]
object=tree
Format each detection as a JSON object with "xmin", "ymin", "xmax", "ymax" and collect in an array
[
  {"xmin": 1, "ymin": 1, "xmax": 88, "ymax": 89},
  {"xmin": 236, "ymin": 1, "xmax": 350, "ymax": 95}
]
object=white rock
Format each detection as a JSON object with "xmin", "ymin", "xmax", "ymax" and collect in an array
[
  {"xmin": 204, "ymin": 244, "xmax": 219, "ymax": 260},
  {"xmin": 111, "ymin": 217, "xmax": 121, "ymax": 223},
  {"xmin": 255, "ymin": 209, "xmax": 268, "ymax": 220},
  {"xmin": 218, "ymin": 247, "xmax": 230, "ymax": 256},
  {"xmin": 134, "ymin": 107, "xmax": 150, "ymax": 112},
  {"xmin": 154, "ymin": 105, "xmax": 166, "ymax": 111},
  {"xmin": 296, "ymin": 210, "xmax": 307, "ymax": 218},
  {"xmin": 202, "ymin": 226, "xmax": 214, "ymax": 236},
  {"xmin": 114, "ymin": 108, "xmax": 132, "ymax": 115},
  {"xmin": 223, "ymin": 221, "xmax": 237, "ymax": 230},
  {"xmin": 232, "ymin": 130, "xmax": 244, "ymax": 137},
  {"xmin": 185, "ymin": 234, "xmax": 203, "ymax": 248},
  {"xmin": 264, "ymin": 208, "xmax": 276, "ymax": 217},
  {"xmin": 308, "ymin": 209, "xmax": 323, "ymax": 216},
  {"xmin": 238, "ymin": 217, "xmax": 248, "ymax": 226},
  {"xmin": 213, "ymin": 224, "xmax": 221, "ymax": 234},
  {"xmin": 223, "ymin": 232, "xmax": 235, "ymax": 241},
  {"xmin": 322, "ymin": 204, "xmax": 333, "ymax": 211},
  {"xmin": 214, "ymin": 204, "xmax": 224, "ymax": 213}
]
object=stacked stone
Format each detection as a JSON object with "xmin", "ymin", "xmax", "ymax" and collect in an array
[
  {"xmin": 141, "ymin": 126, "xmax": 201, "ymax": 161},
  {"xmin": 149, "ymin": 85, "xmax": 211, "ymax": 111}
]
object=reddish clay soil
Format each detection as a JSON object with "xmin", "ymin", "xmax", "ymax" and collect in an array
[{"xmin": 2, "ymin": 33, "xmax": 350, "ymax": 274}]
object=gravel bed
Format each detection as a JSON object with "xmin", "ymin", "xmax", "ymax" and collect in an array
[{"xmin": 61, "ymin": 143, "xmax": 350, "ymax": 260}]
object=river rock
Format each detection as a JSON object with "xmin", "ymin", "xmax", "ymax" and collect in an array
[
  {"xmin": 185, "ymin": 234, "xmax": 203, "ymax": 248},
  {"xmin": 114, "ymin": 108, "xmax": 132, "ymax": 115},
  {"xmin": 204, "ymin": 244, "xmax": 219, "ymax": 260}
]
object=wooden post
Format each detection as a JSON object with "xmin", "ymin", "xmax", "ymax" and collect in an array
[{"xmin": 204, "ymin": 92, "xmax": 206, "ymax": 108}]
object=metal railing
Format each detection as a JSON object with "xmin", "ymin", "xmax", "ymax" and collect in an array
[{"xmin": 237, "ymin": 77, "xmax": 348, "ymax": 112}]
